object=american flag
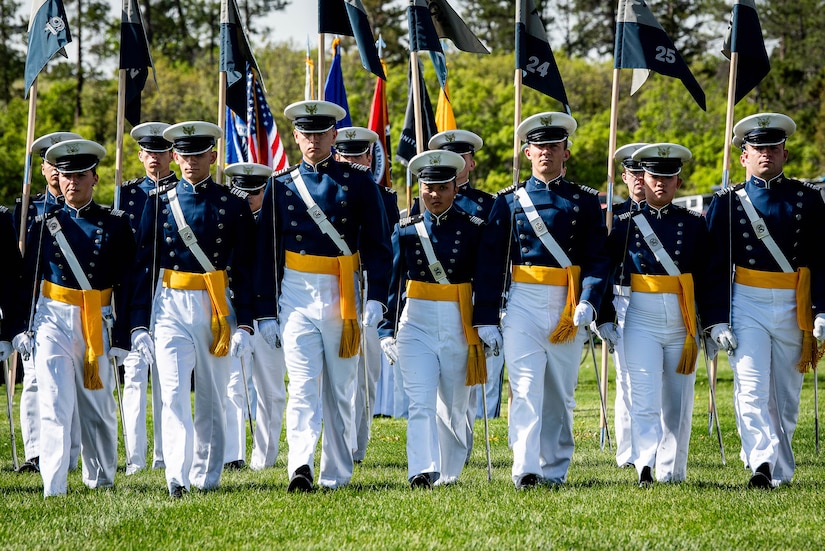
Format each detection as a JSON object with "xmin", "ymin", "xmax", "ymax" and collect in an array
[{"xmin": 246, "ymin": 66, "xmax": 288, "ymax": 170}]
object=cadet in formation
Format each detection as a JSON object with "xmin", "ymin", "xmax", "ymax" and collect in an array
[
  {"xmin": 480, "ymin": 112, "xmax": 609, "ymax": 489},
  {"xmin": 14, "ymin": 139, "xmax": 135, "ymax": 497},
  {"xmin": 379, "ymin": 150, "xmax": 500, "ymax": 488},
  {"xmin": 119, "ymin": 122, "xmax": 177, "ymax": 474},
  {"xmin": 599, "ymin": 143, "xmax": 710, "ymax": 486},
  {"xmin": 129, "ymin": 121, "xmax": 256, "ymax": 498},
  {"xmin": 254, "ymin": 101, "xmax": 392, "ymax": 492},
  {"xmin": 705, "ymin": 113, "xmax": 825, "ymax": 489}
]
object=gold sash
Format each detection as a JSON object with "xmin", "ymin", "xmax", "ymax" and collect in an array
[
  {"xmin": 162, "ymin": 269, "xmax": 231, "ymax": 357},
  {"xmin": 512, "ymin": 264, "xmax": 582, "ymax": 344}
]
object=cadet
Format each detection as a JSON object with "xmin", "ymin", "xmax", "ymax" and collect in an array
[
  {"xmin": 224, "ymin": 162, "xmax": 287, "ymax": 471},
  {"xmin": 254, "ymin": 101, "xmax": 392, "ymax": 492},
  {"xmin": 479, "ymin": 112, "xmax": 609, "ymax": 489},
  {"xmin": 129, "ymin": 121, "xmax": 256, "ymax": 498},
  {"xmin": 119, "ymin": 122, "xmax": 177, "ymax": 475},
  {"xmin": 379, "ymin": 150, "xmax": 499, "ymax": 488},
  {"xmin": 14, "ymin": 131, "xmax": 82, "ymax": 474},
  {"xmin": 600, "ymin": 143, "xmax": 709, "ymax": 486},
  {"xmin": 333, "ymin": 126, "xmax": 397, "ymax": 463},
  {"xmin": 601, "ymin": 142, "xmax": 649, "ymax": 469},
  {"xmin": 14, "ymin": 139, "xmax": 136, "ymax": 497},
  {"xmin": 705, "ymin": 113, "xmax": 825, "ymax": 489}
]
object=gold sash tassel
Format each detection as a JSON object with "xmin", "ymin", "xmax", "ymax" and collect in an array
[
  {"xmin": 548, "ymin": 266, "xmax": 582, "ymax": 344},
  {"xmin": 42, "ymin": 281, "xmax": 112, "ymax": 390},
  {"xmin": 285, "ymin": 251, "xmax": 362, "ymax": 358},
  {"xmin": 406, "ymin": 281, "xmax": 487, "ymax": 386},
  {"xmin": 163, "ymin": 270, "xmax": 231, "ymax": 357}
]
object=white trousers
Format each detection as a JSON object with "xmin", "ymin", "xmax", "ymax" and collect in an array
[
  {"xmin": 730, "ymin": 283, "xmax": 804, "ymax": 484},
  {"xmin": 397, "ymin": 297, "xmax": 470, "ymax": 484},
  {"xmin": 281, "ymin": 268, "xmax": 357, "ymax": 488},
  {"xmin": 20, "ymin": 353, "xmax": 81, "ymax": 467},
  {"xmin": 504, "ymin": 282, "xmax": 585, "ymax": 485},
  {"xmin": 33, "ymin": 297, "xmax": 118, "ymax": 497},
  {"xmin": 224, "ymin": 356, "xmax": 248, "ymax": 463},
  {"xmin": 612, "ymin": 293, "xmax": 634, "ymax": 467},
  {"xmin": 373, "ymin": 354, "xmax": 395, "ymax": 417},
  {"xmin": 248, "ymin": 320, "xmax": 286, "ymax": 470},
  {"xmin": 122, "ymin": 349, "xmax": 163, "ymax": 470},
  {"xmin": 624, "ymin": 292, "xmax": 696, "ymax": 482},
  {"xmin": 352, "ymin": 325, "xmax": 381, "ymax": 462},
  {"xmin": 152, "ymin": 283, "xmax": 234, "ymax": 493}
]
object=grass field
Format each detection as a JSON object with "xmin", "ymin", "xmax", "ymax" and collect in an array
[{"xmin": 2, "ymin": 352, "xmax": 825, "ymax": 550}]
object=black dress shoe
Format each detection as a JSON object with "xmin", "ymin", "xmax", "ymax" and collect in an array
[
  {"xmin": 18, "ymin": 457, "xmax": 40, "ymax": 473},
  {"xmin": 170, "ymin": 483, "xmax": 188, "ymax": 499},
  {"xmin": 223, "ymin": 459, "xmax": 246, "ymax": 470},
  {"xmin": 748, "ymin": 462, "xmax": 772, "ymax": 490},
  {"xmin": 410, "ymin": 473, "xmax": 432, "ymax": 489},
  {"xmin": 516, "ymin": 473, "xmax": 539, "ymax": 490},
  {"xmin": 287, "ymin": 464, "xmax": 314, "ymax": 493},
  {"xmin": 638, "ymin": 466, "xmax": 654, "ymax": 488}
]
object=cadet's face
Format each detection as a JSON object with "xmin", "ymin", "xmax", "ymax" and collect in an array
[
  {"xmin": 455, "ymin": 152, "xmax": 474, "ymax": 184},
  {"xmin": 643, "ymin": 171, "xmax": 681, "ymax": 208},
  {"xmin": 622, "ymin": 169, "xmax": 645, "ymax": 202},
  {"xmin": 335, "ymin": 152, "xmax": 371, "ymax": 166},
  {"xmin": 525, "ymin": 141, "xmax": 569, "ymax": 180},
  {"xmin": 420, "ymin": 180, "xmax": 457, "ymax": 215},
  {"xmin": 294, "ymin": 128, "xmax": 336, "ymax": 164},
  {"xmin": 245, "ymin": 187, "xmax": 264, "ymax": 213},
  {"xmin": 173, "ymin": 150, "xmax": 216, "ymax": 183},
  {"xmin": 59, "ymin": 169, "xmax": 97, "ymax": 208},
  {"xmin": 742, "ymin": 143, "xmax": 788, "ymax": 180},
  {"xmin": 138, "ymin": 149, "xmax": 173, "ymax": 179},
  {"xmin": 41, "ymin": 161, "xmax": 61, "ymax": 195}
]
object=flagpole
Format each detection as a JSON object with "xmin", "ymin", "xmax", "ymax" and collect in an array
[
  {"xmin": 512, "ymin": 69, "xmax": 523, "ymax": 187},
  {"xmin": 318, "ymin": 34, "xmax": 326, "ymax": 100},
  {"xmin": 409, "ymin": 51, "xmax": 425, "ymax": 212},
  {"xmin": 18, "ymin": 84, "xmax": 38, "ymax": 252},
  {"xmin": 114, "ymin": 69, "xmax": 127, "ymax": 209},
  {"xmin": 217, "ymin": 71, "xmax": 228, "ymax": 184}
]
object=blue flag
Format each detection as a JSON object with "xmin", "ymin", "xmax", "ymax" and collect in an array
[
  {"xmin": 396, "ymin": 58, "xmax": 438, "ymax": 166},
  {"xmin": 24, "ymin": 0, "xmax": 72, "ymax": 95},
  {"xmin": 516, "ymin": 0, "xmax": 570, "ymax": 112},
  {"xmin": 226, "ymin": 106, "xmax": 248, "ymax": 165},
  {"xmin": 323, "ymin": 39, "xmax": 353, "ymax": 129},
  {"xmin": 220, "ymin": 0, "xmax": 261, "ymax": 116},
  {"xmin": 722, "ymin": 0, "xmax": 770, "ymax": 105},
  {"xmin": 318, "ymin": 0, "xmax": 385, "ymax": 80},
  {"xmin": 614, "ymin": 0, "xmax": 706, "ymax": 110},
  {"xmin": 408, "ymin": 0, "xmax": 447, "ymax": 91},
  {"xmin": 120, "ymin": 0, "xmax": 156, "ymax": 126}
]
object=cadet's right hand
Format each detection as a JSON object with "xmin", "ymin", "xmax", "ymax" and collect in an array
[
  {"xmin": 131, "ymin": 329, "xmax": 155, "ymax": 366},
  {"xmin": 258, "ymin": 319, "xmax": 282, "ymax": 349},
  {"xmin": 710, "ymin": 324, "xmax": 737, "ymax": 353},
  {"xmin": 380, "ymin": 337, "xmax": 398, "ymax": 365},
  {"xmin": 12, "ymin": 332, "xmax": 32, "ymax": 360},
  {"xmin": 595, "ymin": 322, "xmax": 620, "ymax": 351}
]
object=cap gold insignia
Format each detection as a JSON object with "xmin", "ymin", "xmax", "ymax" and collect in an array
[
  {"xmin": 49, "ymin": 136, "xmax": 62, "ymax": 145},
  {"xmin": 345, "ymin": 130, "xmax": 357, "ymax": 140},
  {"xmin": 430, "ymin": 154, "xmax": 441, "ymax": 165},
  {"xmin": 183, "ymin": 125, "xmax": 196, "ymax": 136},
  {"xmin": 305, "ymin": 104, "xmax": 318, "ymax": 115},
  {"xmin": 66, "ymin": 143, "xmax": 80, "ymax": 154},
  {"xmin": 540, "ymin": 115, "xmax": 553, "ymax": 126},
  {"xmin": 657, "ymin": 145, "xmax": 672, "ymax": 157},
  {"xmin": 242, "ymin": 166, "xmax": 254, "ymax": 175},
  {"xmin": 756, "ymin": 116, "xmax": 772, "ymax": 128},
  {"xmin": 445, "ymin": 133, "xmax": 456, "ymax": 142},
  {"xmin": 149, "ymin": 125, "xmax": 163, "ymax": 136}
]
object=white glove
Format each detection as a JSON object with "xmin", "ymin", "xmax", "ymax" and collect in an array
[
  {"xmin": 131, "ymin": 329, "xmax": 155, "ymax": 366},
  {"xmin": 230, "ymin": 329, "xmax": 250, "ymax": 358},
  {"xmin": 572, "ymin": 302, "xmax": 595, "ymax": 327},
  {"xmin": 362, "ymin": 300, "xmax": 384, "ymax": 327},
  {"xmin": 595, "ymin": 322, "xmax": 619, "ymax": 351},
  {"xmin": 380, "ymin": 337, "xmax": 398, "ymax": 365},
  {"xmin": 814, "ymin": 314, "xmax": 825, "ymax": 341},
  {"xmin": 710, "ymin": 324, "xmax": 737, "ymax": 352},
  {"xmin": 258, "ymin": 318, "xmax": 282, "ymax": 349},
  {"xmin": 13, "ymin": 332, "xmax": 32, "ymax": 359},
  {"xmin": 477, "ymin": 325, "xmax": 503, "ymax": 355},
  {"xmin": 0, "ymin": 341, "xmax": 12, "ymax": 362},
  {"xmin": 107, "ymin": 347, "xmax": 129, "ymax": 364}
]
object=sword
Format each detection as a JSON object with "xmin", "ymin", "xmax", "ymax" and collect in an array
[
  {"xmin": 104, "ymin": 317, "xmax": 131, "ymax": 470},
  {"xmin": 701, "ymin": 336, "xmax": 726, "ymax": 465},
  {"xmin": 4, "ymin": 357, "xmax": 19, "ymax": 471},
  {"xmin": 238, "ymin": 354, "xmax": 255, "ymax": 446},
  {"xmin": 586, "ymin": 328, "xmax": 612, "ymax": 451}
]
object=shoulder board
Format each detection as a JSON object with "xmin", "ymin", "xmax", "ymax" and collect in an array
[
  {"xmin": 150, "ymin": 179, "xmax": 178, "ymax": 196},
  {"xmin": 801, "ymin": 181, "xmax": 821, "ymax": 192},
  {"xmin": 497, "ymin": 183, "xmax": 520, "ymax": 196},
  {"xmin": 110, "ymin": 208, "xmax": 125, "ymax": 217},
  {"xmin": 573, "ymin": 182, "xmax": 600, "ymax": 196},
  {"xmin": 617, "ymin": 211, "xmax": 634, "ymax": 222},
  {"xmin": 715, "ymin": 183, "xmax": 744, "ymax": 197},
  {"xmin": 230, "ymin": 187, "xmax": 249, "ymax": 200},
  {"xmin": 467, "ymin": 214, "xmax": 484, "ymax": 226},
  {"xmin": 380, "ymin": 186, "xmax": 397, "ymax": 195},
  {"xmin": 399, "ymin": 214, "xmax": 424, "ymax": 228},
  {"xmin": 0, "ymin": 205, "xmax": 8, "ymax": 215},
  {"xmin": 347, "ymin": 163, "xmax": 370, "ymax": 172},
  {"xmin": 273, "ymin": 164, "xmax": 299, "ymax": 179},
  {"xmin": 121, "ymin": 177, "xmax": 143, "ymax": 188}
]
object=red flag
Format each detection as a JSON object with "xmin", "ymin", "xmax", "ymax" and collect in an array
[
  {"xmin": 367, "ymin": 60, "xmax": 391, "ymax": 187},
  {"xmin": 247, "ymin": 67, "xmax": 288, "ymax": 171}
]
